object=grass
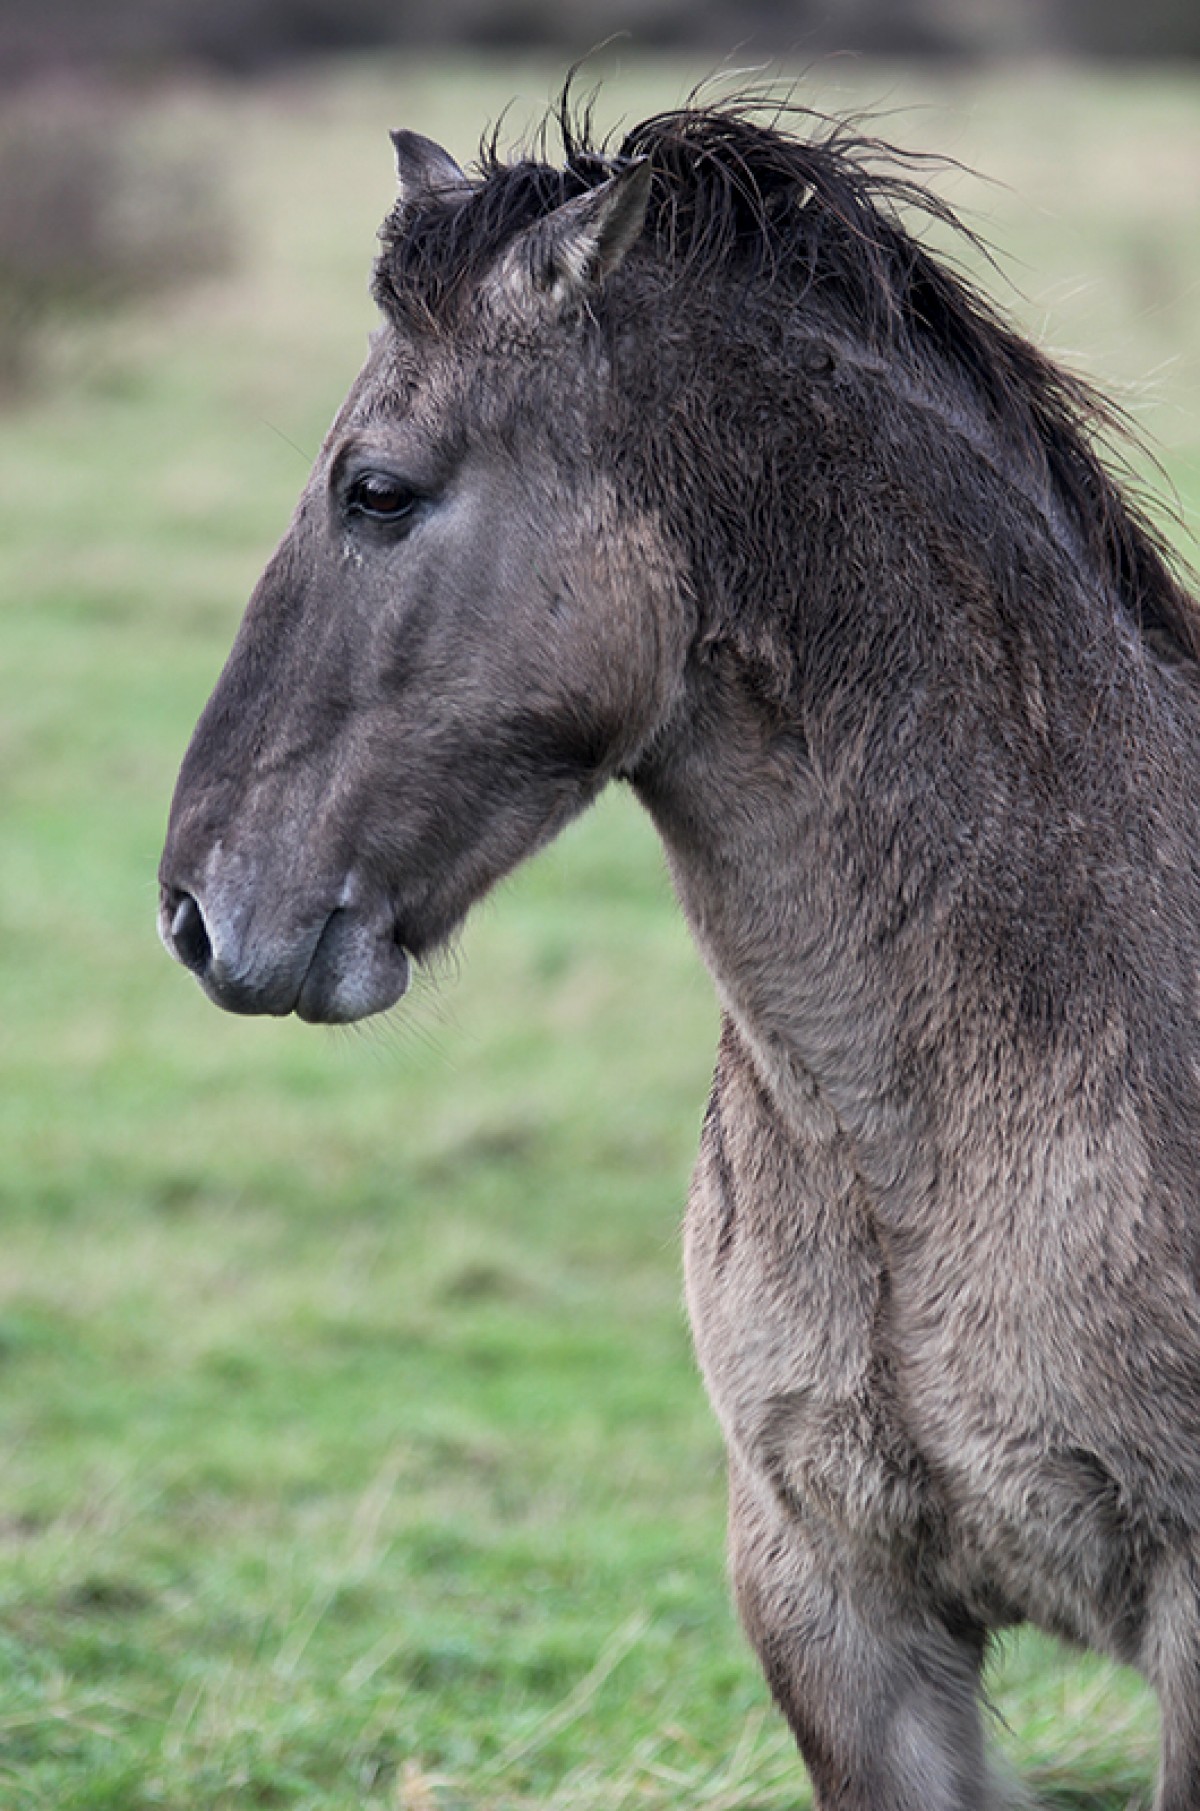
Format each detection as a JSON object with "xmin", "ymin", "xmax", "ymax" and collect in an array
[{"xmin": 1, "ymin": 49, "xmax": 1197, "ymax": 1810}]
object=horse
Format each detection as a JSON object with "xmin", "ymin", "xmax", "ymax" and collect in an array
[{"xmin": 159, "ymin": 96, "xmax": 1200, "ymax": 1809}]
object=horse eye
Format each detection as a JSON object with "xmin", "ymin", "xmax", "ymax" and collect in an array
[{"xmin": 347, "ymin": 472, "xmax": 418, "ymax": 522}]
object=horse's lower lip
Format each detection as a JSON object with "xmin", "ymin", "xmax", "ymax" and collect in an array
[
  {"xmin": 294, "ymin": 960, "xmax": 410, "ymax": 1023},
  {"xmin": 293, "ymin": 916, "xmax": 411, "ymax": 1024}
]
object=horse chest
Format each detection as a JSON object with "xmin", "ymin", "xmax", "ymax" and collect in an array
[
  {"xmin": 684, "ymin": 1029, "xmax": 1181, "ymax": 1613},
  {"xmin": 685, "ymin": 1047, "xmax": 939, "ymax": 1546}
]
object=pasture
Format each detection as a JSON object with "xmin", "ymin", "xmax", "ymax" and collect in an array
[{"xmin": 2, "ymin": 53, "xmax": 1198, "ymax": 1810}]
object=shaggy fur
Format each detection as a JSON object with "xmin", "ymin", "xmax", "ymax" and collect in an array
[
  {"xmin": 374, "ymin": 96, "xmax": 1198, "ymax": 666},
  {"xmin": 162, "ymin": 97, "xmax": 1200, "ymax": 1808}
]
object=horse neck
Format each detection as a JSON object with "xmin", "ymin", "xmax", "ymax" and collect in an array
[
  {"xmin": 630, "ymin": 446, "xmax": 1181, "ymax": 1179},
  {"xmin": 632, "ymin": 658, "xmax": 920, "ymax": 1152}
]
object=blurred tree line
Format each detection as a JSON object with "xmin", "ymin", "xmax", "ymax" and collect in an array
[{"xmin": 2, "ymin": 0, "xmax": 1199, "ymax": 81}]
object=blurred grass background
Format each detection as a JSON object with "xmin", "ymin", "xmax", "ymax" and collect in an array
[{"xmin": 0, "ymin": 45, "xmax": 1198, "ymax": 1811}]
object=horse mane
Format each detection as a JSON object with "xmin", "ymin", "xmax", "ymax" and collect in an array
[{"xmin": 374, "ymin": 91, "xmax": 1199, "ymax": 664}]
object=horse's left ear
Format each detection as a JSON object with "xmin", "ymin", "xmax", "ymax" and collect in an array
[
  {"xmin": 487, "ymin": 159, "xmax": 652, "ymax": 323},
  {"xmin": 390, "ymin": 129, "xmax": 472, "ymax": 211}
]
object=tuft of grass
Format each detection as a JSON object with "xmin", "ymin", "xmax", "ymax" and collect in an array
[
  {"xmin": 989, "ymin": 1630, "xmax": 1156, "ymax": 1809},
  {"xmin": 0, "ymin": 50, "xmax": 1195, "ymax": 1811}
]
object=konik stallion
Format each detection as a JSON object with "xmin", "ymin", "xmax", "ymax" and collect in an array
[{"xmin": 160, "ymin": 100, "xmax": 1200, "ymax": 1809}]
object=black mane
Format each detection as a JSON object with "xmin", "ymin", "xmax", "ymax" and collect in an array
[{"xmin": 375, "ymin": 95, "xmax": 1197, "ymax": 663}]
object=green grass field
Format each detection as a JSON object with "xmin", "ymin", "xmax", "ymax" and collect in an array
[{"xmin": 2, "ymin": 52, "xmax": 1198, "ymax": 1810}]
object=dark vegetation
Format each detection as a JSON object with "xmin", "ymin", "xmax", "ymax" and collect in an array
[{"xmin": 1, "ymin": 0, "xmax": 1198, "ymax": 84}]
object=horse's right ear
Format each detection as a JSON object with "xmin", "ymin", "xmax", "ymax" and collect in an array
[
  {"xmin": 390, "ymin": 130, "xmax": 472, "ymax": 210},
  {"xmin": 486, "ymin": 159, "xmax": 652, "ymax": 326}
]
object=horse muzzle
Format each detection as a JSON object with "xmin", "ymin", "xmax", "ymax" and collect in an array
[{"xmin": 158, "ymin": 877, "xmax": 411, "ymax": 1023}]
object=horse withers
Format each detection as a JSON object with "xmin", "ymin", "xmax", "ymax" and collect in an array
[{"xmin": 160, "ymin": 101, "xmax": 1200, "ymax": 1810}]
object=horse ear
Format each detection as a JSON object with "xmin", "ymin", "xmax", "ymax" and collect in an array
[
  {"xmin": 390, "ymin": 129, "xmax": 471, "ymax": 210},
  {"xmin": 488, "ymin": 159, "xmax": 652, "ymax": 323}
]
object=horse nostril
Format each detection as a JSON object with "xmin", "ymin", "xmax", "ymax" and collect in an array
[{"xmin": 170, "ymin": 892, "xmax": 212, "ymax": 975}]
